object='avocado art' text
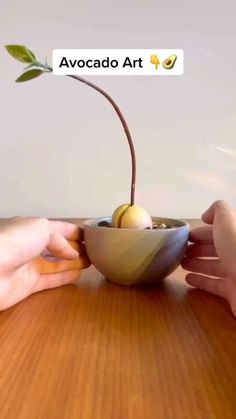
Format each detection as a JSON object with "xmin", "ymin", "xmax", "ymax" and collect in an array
[{"xmin": 59, "ymin": 56, "xmax": 143, "ymax": 69}]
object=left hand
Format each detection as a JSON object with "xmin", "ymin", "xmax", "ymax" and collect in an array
[{"xmin": 0, "ymin": 217, "xmax": 90, "ymax": 311}]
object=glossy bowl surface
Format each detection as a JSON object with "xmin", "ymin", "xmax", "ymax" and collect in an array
[{"xmin": 83, "ymin": 217, "xmax": 189, "ymax": 286}]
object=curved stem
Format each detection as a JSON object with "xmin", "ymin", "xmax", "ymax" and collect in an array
[{"xmin": 45, "ymin": 65, "xmax": 136, "ymax": 205}]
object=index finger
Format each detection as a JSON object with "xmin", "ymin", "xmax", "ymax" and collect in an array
[
  {"xmin": 49, "ymin": 221, "xmax": 84, "ymax": 241},
  {"xmin": 201, "ymin": 200, "xmax": 234, "ymax": 225},
  {"xmin": 189, "ymin": 225, "xmax": 213, "ymax": 243}
]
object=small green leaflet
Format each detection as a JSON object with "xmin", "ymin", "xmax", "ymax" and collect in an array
[
  {"xmin": 16, "ymin": 69, "xmax": 44, "ymax": 83},
  {"xmin": 5, "ymin": 45, "xmax": 36, "ymax": 63}
]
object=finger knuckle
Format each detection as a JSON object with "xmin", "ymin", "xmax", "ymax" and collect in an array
[
  {"xmin": 213, "ymin": 199, "xmax": 228, "ymax": 209},
  {"xmin": 34, "ymin": 217, "xmax": 50, "ymax": 227},
  {"xmin": 31, "ymin": 217, "xmax": 50, "ymax": 236}
]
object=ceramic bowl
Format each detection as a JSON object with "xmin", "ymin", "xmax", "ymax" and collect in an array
[{"xmin": 83, "ymin": 217, "xmax": 189, "ymax": 286}]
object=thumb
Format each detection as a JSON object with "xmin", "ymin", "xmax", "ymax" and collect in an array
[{"xmin": 33, "ymin": 270, "xmax": 81, "ymax": 293}]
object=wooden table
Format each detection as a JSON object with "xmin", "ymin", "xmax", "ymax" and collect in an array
[{"xmin": 0, "ymin": 219, "xmax": 235, "ymax": 419}]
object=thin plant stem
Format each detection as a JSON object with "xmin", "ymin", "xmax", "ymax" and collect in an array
[{"xmin": 45, "ymin": 66, "xmax": 136, "ymax": 205}]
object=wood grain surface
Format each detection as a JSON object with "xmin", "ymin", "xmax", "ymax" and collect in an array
[{"xmin": 0, "ymin": 219, "xmax": 235, "ymax": 419}]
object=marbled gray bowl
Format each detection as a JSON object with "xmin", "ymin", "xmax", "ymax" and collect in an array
[{"xmin": 83, "ymin": 217, "xmax": 189, "ymax": 286}]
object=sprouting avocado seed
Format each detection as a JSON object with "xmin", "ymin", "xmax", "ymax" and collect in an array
[
  {"xmin": 111, "ymin": 204, "xmax": 130, "ymax": 228},
  {"xmin": 112, "ymin": 204, "xmax": 152, "ymax": 229}
]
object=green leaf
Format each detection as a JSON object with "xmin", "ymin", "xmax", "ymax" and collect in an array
[
  {"xmin": 5, "ymin": 45, "xmax": 36, "ymax": 63},
  {"xmin": 15, "ymin": 69, "xmax": 44, "ymax": 83}
]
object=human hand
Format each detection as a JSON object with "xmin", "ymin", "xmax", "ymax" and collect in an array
[
  {"xmin": 0, "ymin": 217, "xmax": 90, "ymax": 311},
  {"xmin": 182, "ymin": 200, "xmax": 236, "ymax": 316}
]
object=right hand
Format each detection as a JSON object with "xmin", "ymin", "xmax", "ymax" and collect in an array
[{"xmin": 182, "ymin": 200, "xmax": 236, "ymax": 317}]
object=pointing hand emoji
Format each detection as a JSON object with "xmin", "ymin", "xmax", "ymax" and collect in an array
[{"xmin": 150, "ymin": 54, "xmax": 160, "ymax": 70}]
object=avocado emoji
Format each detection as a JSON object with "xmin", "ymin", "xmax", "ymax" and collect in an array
[{"xmin": 162, "ymin": 54, "xmax": 177, "ymax": 70}]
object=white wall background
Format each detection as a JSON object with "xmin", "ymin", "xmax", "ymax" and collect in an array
[{"xmin": 1, "ymin": 0, "xmax": 236, "ymax": 218}]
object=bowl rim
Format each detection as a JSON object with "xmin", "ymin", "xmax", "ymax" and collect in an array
[{"xmin": 83, "ymin": 216, "xmax": 190, "ymax": 231}]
